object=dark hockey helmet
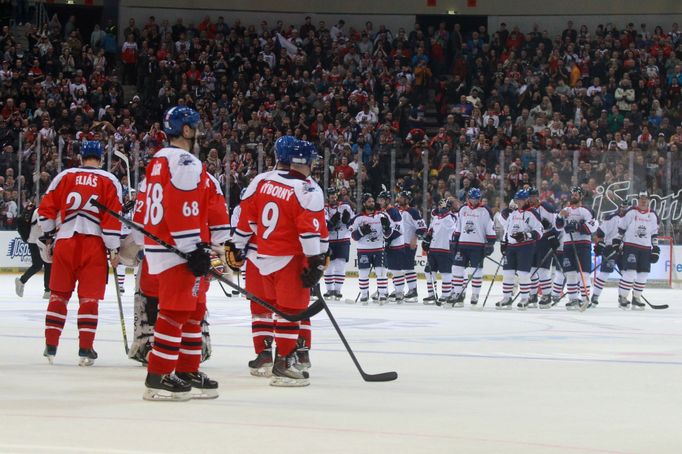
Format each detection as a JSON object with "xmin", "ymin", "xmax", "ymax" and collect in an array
[
  {"xmin": 361, "ymin": 192, "xmax": 374, "ymax": 204},
  {"xmin": 398, "ymin": 190, "xmax": 413, "ymax": 202},
  {"xmin": 570, "ymin": 186, "xmax": 585, "ymax": 197},
  {"xmin": 528, "ymin": 187, "xmax": 539, "ymax": 197},
  {"xmin": 376, "ymin": 190, "xmax": 391, "ymax": 201},
  {"xmin": 327, "ymin": 186, "xmax": 339, "ymax": 195}
]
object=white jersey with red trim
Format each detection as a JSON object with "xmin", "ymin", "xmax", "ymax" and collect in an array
[
  {"xmin": 555, "ymin": 205, "xmax": 598, "ymax": 246},
  {"xmin": 400, "ymin": 206, "xmax": 427, "ymax": 246},
  {"xmin": 325, "ymin": 202, "xmax": 354, "ymax": 242},
  {"xmin": 38, "ymin": 166, "xmax": 123, "ymax": 250},
  {"xmin": 619, "ymin": 208, "xmax": 659, "ymax": 249},
  {"xmin": 455, "ymin": 204, "xmax": 495, "ymax": 246},
  {"xmin": 350, "ymin": 211, "xmax": 386, "ymax": 252},
  {"xmin": 428, "ymin": 212, "xmax": 457, "ymax": 252},
  {"xmin": 500, "ymin": 208, "xmax": 543, "ymax": 246},
  {"xmin": 234, "ymin": 170, "xmax": 328, "ymax": 275},
  {"xmin": 141, "ymin": 146, "xmax": 212, "ymax": 274}
]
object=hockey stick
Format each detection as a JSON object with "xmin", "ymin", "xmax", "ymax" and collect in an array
[
  {"xmin": 93, "ymin": 201, "xmax": 324, "ymax": 322},
  {"xmin": 346, "ymin": 265, "xmax": 373, "ymax": 305},
  {"xmin": 509, "ymin": 247, "xmax": 555, "ymax": 305},
  {"xmin": 112, "ymin": 266, "xmax": 130, "ymax": 355},
  {"xmin": 315, "ymin": 285, "xmax": 398, "ymax": 382},
  {"xmin": 613, "ymin": 265, "xmax": 669, "ymax": 310},
  {"xmin": 448, "ymin": 265, "xmax": 480, "ymax": 308},
  {"xmin": 568, "ymin": 233, "xmax": 591, "ymax": 312},
  {"xmin": 481, "ymin": 252, "xmax": 505, "ymax": 309}
]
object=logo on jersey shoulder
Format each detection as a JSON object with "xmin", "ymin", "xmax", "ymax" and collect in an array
[
  {"xmin": 179, "ymin": 153, "xmax": 196, "ymax": 166},
  {"xmin": 302, "ymin": 181, "xmax": 316, "ymax": 193},
  {"xmin": 7, "ymin": 237, "xmax": 31, "ymax": 262}
]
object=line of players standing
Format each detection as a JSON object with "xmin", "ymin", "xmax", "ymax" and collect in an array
[{"xmin": 330, "ymin": 184, "xmax": 661, "ymax": 312}]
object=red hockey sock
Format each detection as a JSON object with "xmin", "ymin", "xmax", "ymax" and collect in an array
[
  {"xmin": 273, "ymin": 314, "xmax": 299, "ymax": 357},
  {"xmin": 77, "ymin": 298, "xmax": 99, "ymax": 349},
  {"xmin": 45, "ymin": 291, "xmax": 70, "ymax": 347},
  {"xmin": 147, "ymin": 310, "xmax": 190, "ymax": 375},
  {"xmin": 251, "ymin": 302, "xmax": 274, "ymax": 353},
  {"xmin": 176, "ymin": 304, "xmax": 206, "ymax": 373},
  {"xmin": 299, "ymin": 318, "xmax": 312, "ymax": 349}
]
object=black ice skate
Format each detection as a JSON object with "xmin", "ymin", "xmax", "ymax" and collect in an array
[
  {"xmin": 143, "ymin": 373, "xmax": 192, "ymax": 401},
  {"xmin": 249, "ymin": 338, "xmax": 273, "ymax": 377},
  {"xmin": 270, "ymin": 351, "xmax": 310, "ymax": 387},
  {"xmin": 589, "ymin": 295, "xmax": 599, "ymax": 308},
  {"xmin": 538, "ymin": 295, "xmax": 552, "ymax": 309},
  {"xmin": 323, "ymin": 289, "xmax": 334, "ymax": 299},
  {"xmin": 618, "ymin": 295, "xmax": 630, "ymax": 310},
  {"xmin": 388, "ymin": 291, "xmax": 397, "ymax": 302},
  {"xmin": 333, "ymin": 290, "xmax": 343, "ymax": 301},
  {"xmin": 78, "ymin": 348, "xmax": 98, "ymax": 367},
  {"xmin": 565, "ymin": 300, "xmax": 581, "ymax": 311},
  {"xmin": 527, "ymin": 294, "xmax": 538, "ymax": 308},
  {"xmin": 295, "ymin": 338, "xmax": 311, "ymax": 372},
  {"xmin": 496, "ymin": 298, "xmax": 512, "ymax": 310},
  {"xmin": 551, "ymin": 293, "xmax": 564, "ymax": 304},
  {"xmin": 422, "ymin": 294, "xmax": 437, "ymax": 305},
  {"xmin": 470, "ymin": 295, "xmax": 479, "ymax": 306},
  {"xmin": 378, "ymin": 294, "xmax": 388, "ymax": 305},
  {"xmin": 175, "ymin": 371, "xmax": 219, "ymax": 399},
  {"xmin": 631, "ymin": 297, "xmax": 645, "ymax": 311},
  {"xmin": 404, "ymin": 289, "xmax": 418, "ymax": 302},
  {"xmin": 517, "ymin": 299, "xmax": 529, "ymax": 311},
  {"xmin": 360, "ymin": 295, "xmax": 369, "ymax": 305},
  {"xmin": 44, "ymin": 345, "xmax": 57, "ymax": 364},
  {"xmin": 395, "ymin": 292, "xmax": 404, "ymax": 304}
]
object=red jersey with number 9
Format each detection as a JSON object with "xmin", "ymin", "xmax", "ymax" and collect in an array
[{"xmin": 235, "ymin": 171, "xmax": 328, "ymax": 275}]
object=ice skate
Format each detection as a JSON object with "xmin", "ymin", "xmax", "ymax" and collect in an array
[
  {"xmin": 42, "ymin": 291, "xmax": 51, "ymax": 300},
  {"xmin": 388, "ymin": 292, "xmax": 397, "ymax": 302},
  {"xmin": 565, "ymin": 299, "xmax": 581, "ymax": 311},
  {"xmin": 527, "ymin": 294, "xmax": 538, "ymax": 308},
  {"xmin": 249, "ymin": 339, "xmax": 273, "ymax": 377},
  {"xmin": 618, "ymin": 295, "xmax": 630, "ymax": 310},
  {"xmin": 323, "ymin": 289, "xmax": 334, "ymax": 299},
  {"xmin": 360, "ymin": 294, "xmax": 369, "ymax": 305},
  {"xmin": 551, "ymin": 293, "xmax": 563, "ymax": 304},
  {"xmin": 443, "ymin": 294, "xmax": 455, "ymax": 308},
  {"xmin": 15, "ymin": 277, "xmax": 24, "ymax": 297},
  {"xmin": 371, "ymin": 291, "xmax": 379, "ymax": 302},
  {"xmin": 631, "ymin": 297, "xmax": 645, "ymax": 311},
  {"xmin": 78, "ymin": 348, "xmax": 98, "ymax": 366},
  {"xmin": 496, "ymin": 297, "xmax": 512, "ymax": 310},
  {"xmin": 517, "ymin": 299, "xmax": 529, "ymax": 311},
  {"xmin": 451, "ymin": 292, "xmax": 464, "ymax": 308},
  {"xmin": 270, "ymin": 351, "xmax": 310, "ymax": 387},
  {"xmin": 589, "ymin": 295, "xmax": 599, "ymax": 308},
  {"xmin": 395, "ymin": 292, "xmax": 404, "ymax": 304},
  {"xmin": 333, "ymin": 291, "xmax": 342, "ymax": 301},
  {"xmin": 44, "ymin": 345, "xmax": 57, "ymax": 364},
  {"xmin": 143, "ymin": 373, "xmax": 192, "ymax": 401},
  {"xmin": 470, "ymin": 295, "xmax": 479, "ymax": 306},
  {"xmin": 404, "ymin": 289, "xmax": 418, "ymax": 302},
  {"xmin": 295, "ymin": 338, "xmax": 311, "ymax": 371},
  {"xmin": 422, "ymin": 294, "xmax": 437, "ymax": 305},
  {"xmin": 538, "ymin": 295, "xmax": 552, "ymax": 309},
  {"xmin": 378, "ymin": 294, "xmax": 388, "ymax": 305},
  {"xmin": 175, "ymin": 371, "xmax": 219, "ymax": 399}
]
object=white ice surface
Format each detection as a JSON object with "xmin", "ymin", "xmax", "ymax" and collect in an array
[{"xmin": 1, "ymin": 273, "xmax": 682, "ymax": 454}]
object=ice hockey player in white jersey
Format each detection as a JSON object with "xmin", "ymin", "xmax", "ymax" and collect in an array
[
  {"xmin": 613, "ymin": 192, "xmax": 660, "ymax": 310},
  {"xmin": 422, "ymin": 198, "xmax": 457, "ymax": 305},
  {"xmin": 397, "ymin": 190, "xmax": 427, "ymax": 302},
  {"xmin": 555, "ymin": 186, "xmax": 599, "ymax": 310},
  {"xmin": 323, "ymin": 187, "xmax": 354, "ymax": 300},
  {"xmin": 591, "ymin": 199, "xmax": 630, "ymax": 307},
  {"xmin": 497, "ymin": 189, "xmax": 543, "ymax": 309},
  {"xmin": 351, "ymin": 193, "xmax": 389, "ymax": 304},
  {"xmin": 451, "ymin": 188, "xmax": 495, "ymax": 307},
  {"xmin": 528, "ymin": 187, "xmax": 560, "ymax": 308},
  {"xmin": 377, "ymin": 190, "xmax": 406, "ymax": 302}
]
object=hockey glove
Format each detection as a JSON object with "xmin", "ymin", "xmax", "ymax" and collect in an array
[
  {"xmin": 500, "ymin": 241, "xmax": 508, "ymax": 254},
  {"xmin": 594, "ymin": 240, "xmax": 605, "ymax": 256},
  {"xmin": 511, "ymin": 231, "xmax": 528, "ymax": 243},
  {"xmin": 37, "ymin": 230, "xmax": 55, "ymax": 263},
  {"xmin": 606, "ymin": 238, "xmax": 623, "ymax": 260},
  {"xmin": 330, "ymin": 211, "xmax": 341, "ymax": 227},
  {"xmin": 123, "ymin": 199, "xmax": 135, "ymax": 214},
  {"xmin": 421, "ymin": 240, "xmax": 431, "ymax": 253},
  {"xmin": 541, "ymin": 218, "xmax": 552, "ymax": 230},
  {"xmin": 359, "ymin": 223, "xmax": 373, "ymax": 236},
  {"xmin": 484, "ymin": 242, "xmax": 495, "ymax": 257},
  {"xmin": 651, "ymin": 245, "xmax": 661, "ymax": 264},
  {"xmin": 341, "ymin": 209, "xmax": 351, "ymax": 225},
  {"xmin": 380, "ymin": 215, "xmax": 391, "ymax": 231},
  {"xmin": 546, "ymin": 232, "xmax": 560, "ymax": 251},
  {"xmin": 108, "ymin": 248, "xmax": 120, "ymax": 268},
  {"xmin": 563, "ymin": 221, "xmax": 577, "ymax": 234},
  {"xmin": 301, "ymin": 253, "xmax": 330, "ymax": 288},
  {"xmin": 207, "ymin": 252, "xmax": 226, "ymax": 280},
  {"xmin": 224, "ymin": 241, "xmax": 245, "ymax": 272},
  {"xmin": 187, "ymin": 246, "xmax": 212, "ymax": 277}
]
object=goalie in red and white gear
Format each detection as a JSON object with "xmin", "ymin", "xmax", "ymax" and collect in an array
[
  {"xmin": 233, "ymin": 140, "xmax": 329, "ymax": 387},
  {"xmin": 38, "ymin": 140, "xmax": 123, "ymax": 366},
  {"xmin": 614, "ymin": 192, "xmax": 660, "ymax": 310}
]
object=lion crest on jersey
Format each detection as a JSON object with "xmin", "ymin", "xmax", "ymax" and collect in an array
[
  {"xmin": 464, "ymin": 220, "xmax": 476, "ymax": 234},
  {"xmin": 636, "ymin": 225, "xmax": 647, "ymax": 238}
]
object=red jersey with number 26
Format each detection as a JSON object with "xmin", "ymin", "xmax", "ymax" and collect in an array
[
  {"xmin": 38, "ymin": 166, "xmax": 123, "ymax": 250},
  {"xmin": 141, "ymin": 147, "xmax": 214, "ymax": 274},
  {"xmin": 235, "ymin": 171, "xmax": 328, "ymax": 275}
]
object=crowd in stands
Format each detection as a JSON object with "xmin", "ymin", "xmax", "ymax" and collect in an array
[{"xmin": 1, "ymin": 10, "xmax": 682, "ymax": 236}]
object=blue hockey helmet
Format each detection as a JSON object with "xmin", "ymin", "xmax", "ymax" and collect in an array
[
  {"xmin": 163, "ymin": 106, "xmax": 200, "ymax": 137},
  {"xmin": 81, "ymin": 140, "xmax": 104, "ymax": 159},
  {"xmin": 467, "ymin": 188, "xmax": 482, "ymax": 200},
  {"xmin": 274, "ymin": 135, "xmax": 297, "ymax": 164},
  {"xmin": 514, "ymin": 189, "xmax": 529, "ymax": 200},
  {"xmin": 290, "ymin": 140, "xmax": 317, "ymax": 166}
]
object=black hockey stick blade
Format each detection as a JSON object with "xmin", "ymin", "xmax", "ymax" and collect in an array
[
  {"xmin": 315, "ymin": 286, "xmax": 398, "ymax": 382},
  {"xmin": 93, "ymin": 200, "xmax": 323, "ymax": 322},
  {"xmin": 643, "ymin": 297, "xmax": 669, "ymax": 310}
]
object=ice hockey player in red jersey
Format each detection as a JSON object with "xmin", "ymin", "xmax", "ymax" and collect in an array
[
  {"xmin": 141, "ymin": 106, "xmax": 220, "ymax": 401},
  {"xmin": 233, "ymin": 140, "xmax": 329, "ymax": 387},
  {"xmin": 38, "ymin": 140, "xmax": 123, "ymax": 366}
]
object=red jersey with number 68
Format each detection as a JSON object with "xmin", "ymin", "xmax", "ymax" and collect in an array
[
  {"xmin": 38, "ymin": 166, "xmax": 123, "ymax": 250},
  {"xmin": 234, "ymin": 171, "xmax": 328, "ymax": 275},
  {"xmin": 141, "ymin": 147, "xmax": 215, "ymax": 274}
]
